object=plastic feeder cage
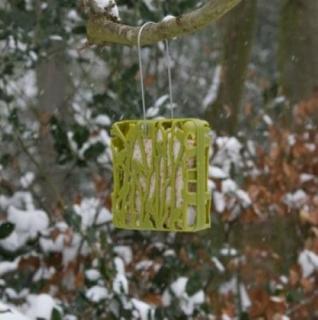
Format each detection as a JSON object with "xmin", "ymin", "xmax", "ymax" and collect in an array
[{"xmin": 111, "ymin": 118, "xmax": 212, "ymax": 232}]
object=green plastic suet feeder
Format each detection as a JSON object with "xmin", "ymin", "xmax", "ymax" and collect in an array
[{"xmin": 111, "ymin": 118, "xmax": 212, "ymax": 232}]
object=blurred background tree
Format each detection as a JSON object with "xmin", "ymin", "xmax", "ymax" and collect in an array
[
  {"xmin": 278, "ymin": 0, "xmax": 318, "ymax": 104},
  {"xmin": 205, "ymin": 0, "xmax": 258, "ymax": 134}
]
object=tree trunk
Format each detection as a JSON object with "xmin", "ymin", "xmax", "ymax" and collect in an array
[
  {"xmin": 204, "ymin": 0, "xmax": 257, "ymax": 135},
  {"xmin": 35, "ymin": 1, "xmax": 69, "ymax": 213},
  {"xmin": 278, "ymin": 0, "xmax": 318, "ymax": 104}
]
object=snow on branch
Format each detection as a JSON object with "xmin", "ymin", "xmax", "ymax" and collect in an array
[{"xmin": 86, "ymin": 0, "xmax": 242, "ymax": 46}]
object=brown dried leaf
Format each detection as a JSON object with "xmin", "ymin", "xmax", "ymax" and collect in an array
[{"xmin": 300, "ymin": 210, "xmax": 318, "ymax": 225}]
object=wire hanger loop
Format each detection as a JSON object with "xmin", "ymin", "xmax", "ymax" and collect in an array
[{"xmin": 137, "ymin": 22, "xmax": 174, "ymax": 120}]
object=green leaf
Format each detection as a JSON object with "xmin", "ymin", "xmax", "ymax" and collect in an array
[
  {"xmin": 86, "ymin": 227, "xmax": 97, "ymax": 244},
  {"xmin": 0, "ymin": 153, "xmax": 12, "ymax": 167},
  {"xmin": 0, "ymin": 88, "xmax": 13, "ymax": 103},
  {"xmin": 83, "ymin": 142, "xmax": 105, "ymax": 160},
  {"xmin": 186, "ymin": 272, "xmax": 202, "ymax": 296},
  {"xmin": 0, "ymin": 222, "xmax": 15, "ymax": 240},
  {"xmin": 72, "ymin": 25, "xmax": 86, "ymax": 34},
  {"xmin": 72, "ymin": 124, "xmax": 89, "ymax": 148},
  {"xmin": 64, "ymin": 209, "xmax": 82, "ymax": 231},
  {"xmin": 2, "ymin": 62, "xmax": 14, "ymax": 75},
  {"xmin": 239, "ymin": 312, "xmax": 250, "ymax": 320},
  {"xmin": 50, "ymin": 116, "xmax": 73, "ymax": 164},
  {"xmin": 286, "ymin": 290, "xmax": 303, "ymax": 303},
  {"xmin": 51, "ymin": 308, "xmax": 62, "ymax": 320},
  {"xmin": 8, "ymin": 108, "xmax": 19, "ymax": 128}
]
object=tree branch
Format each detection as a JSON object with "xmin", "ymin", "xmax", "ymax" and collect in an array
[{"xmin": 86, "ymin": 0, "xmax": 242, "ymax": 46}]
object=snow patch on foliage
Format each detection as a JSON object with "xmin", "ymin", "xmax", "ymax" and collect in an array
[
  {"xmin": 5, "ymin": 288, "xmax": 29, "ymax": 301},
  {"xmin": 39, "ymin": 226, "xmax": 82, "ymax": 266},
  {"xmin": 94, "ymin": 114, "xmax": 111, "ymax": 126},
  {"xmin": 220, "ymin": 278, "xmax": 251, "ymax": 311},
  {"xmin": 300, "ymin": 173, "xmax": 315, "ymax": 183},
  {"xmin": 92, "ymin": 0, "xmax": 120, "ymax": 18},
  {"xmin": 113, "ymin": 273, "xmax": 129, "ymax": 294},
  {"xmin": 0, "ymin": 202, "xmax": 49, "ymax": 252},
  {"xmin": 170, "ymin": 277, "xmax": 188, "ymax": 297},
  {"xmin": 67, "ymin": 9, "xmax": 81, "ymax": 22},
  {"xmin": 213, "ymin": 137, "xmax": 242, "ymax": 174},
  {"xmin": 132, "ymin": 298, "xmax": 155, "ymax": 320},
  {"xmin": 210, "ymin": 136, "xmax": 253, "ymax": 215},
  {"xmin": 162, "ymin": 277, "xmax": 205, "ymax": 316},
  {"xmin": 298, "ymin": 249, "xmax": 318, "ymax": 277},
  {"xmin": 146, "ymin": 95, "xmax": 169, "ymax": 118},
  {"xmin": 0, "ymin": 258, "xmax": 20, "ymax": 277},
  {"xmin": 203, "ymin": 65, "xmax": 222, "ymax": 109},
  {"xmin": 0, "ymin": 302, "xmax": 29, "ymax": 320},
  {"xmin": 20, "ymin": 172, "xmax": 35, "ymax": 188},
  {"xmin": 162, "ymin": 15, "xmax": 175, "ymax": 22},
  {"xmin": 142, "ymin": 0, "xmax": 156, "ymax": 11},
  {"xmin": 85, "ymin": 269, "xmax": 101, "ymax": 281},
  {"xmin": 6, "ymin": 70, "xmax": 37, "ymax": 104},
  {"xmin": 113, "ymin": 245, "xmax": 133, "ymax": 264},
  {"xmin": 213, "ymin": 191, "xmax": 225, "ymax": 212},
  {"xmin": 8, "ymin": 206, "xmax": 48, "ymax": 235},
  {"xmin": 112, "ymin": 257, "xmax": 129, "ymax": 294},
  {"xmin": 212, "ymin": 257, "xmax": 225, "ymax": 273},
  {"xmin": 220, "ymin": 246, "xmax": 238, "ymax": 257},
  {"xmin": 32, "ymin": 266, "xmax": 55, "ymax": 282},
  {"xmin": 236, "ymin": 189, "xmax": 252, "ymax": 207},
  {"xmin": 209, "ymin": 166, "xmax": 228, "ymax": 179},
  {"xmin": 135, "ymin": 260, "xmax": 153, "ymax": 271},
  {"xmin": 0, "ymin": 192, "xmax": 33, "ymax": 211},
  {"xmin": 284, "ymin": 189, "xmax": 308, "ymax": 209},
  {"xmin": 73, "ymin": 198, "xmax": 112, "ymax": 230},
  {"xmin": 86, "ymin": 286, "xmax": 109, "ymax": 303},
  {"xmin": 24, "ymin": 294, "xmax": 57, "ymax": 320},
  {"xmin": 222, "ymin": 179, "xmax": 238, "ymax": 193}
]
